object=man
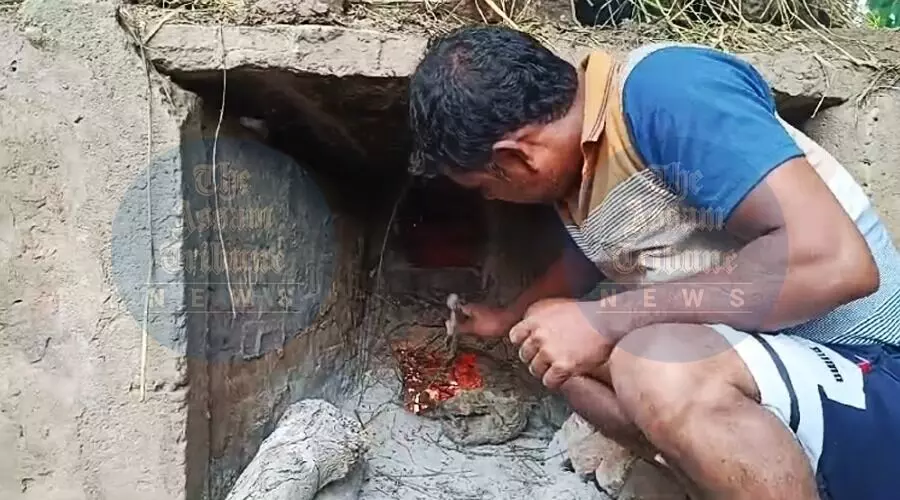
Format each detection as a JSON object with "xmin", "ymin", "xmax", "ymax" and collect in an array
[{"xmin": 408, "ymin": 26, "xmax": 900, "ymax": 500}]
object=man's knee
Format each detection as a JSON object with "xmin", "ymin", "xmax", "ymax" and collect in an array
[{"xmin": 609, "ymin": 324, "xmax": 757, "ymax": 445}]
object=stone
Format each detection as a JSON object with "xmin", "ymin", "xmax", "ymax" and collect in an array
[
  {"xmin": 617, "ymin": 459, "xmax": 689, "ymax": 500},
  {"xmin": 560, "ymin": 413, "xmax": 635, "ymax": 476},
  {"xmin": 225, "ymin": 399, "xmax": 368, "ymax": 500},
  {"xmin": 544, "ymin": 426, "xmax": 569, "ymax": 468},
  {"xmin": 144, "ymin": 22, "xmax": 865, "ymax": 110},
  {"xmin": 22, "ymin": 25, "xmax": 44, "ymax": 46},
  {"xmin": 541, "ymin": 427, "xmax": 614, "ymax": 500},
  {"xmin": 556, "ymin": 414, "xmax": 692, "ymax": 498},
  {"xmin": 592, "ymin": 441, "xmax": 639, "ymax": 496},
  {"xmin": 532, "ymin": 469, "xmax": 612, "ymax": 500},
  {"xmin": 146, "ymin": 24, "xmax": 428, "ymax": 78}
]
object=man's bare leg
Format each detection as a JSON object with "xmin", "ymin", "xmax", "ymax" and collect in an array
[
  {"xmin": 559, "ymin": 375, "xmax": 705, "ymax": 499},
  {"xmin": 558, "ymin": 375, "xmax": 659, "ymax": 463},
  {"xmin": 607, "ymin": 323, "xmax": 819, "ymax": 500}
]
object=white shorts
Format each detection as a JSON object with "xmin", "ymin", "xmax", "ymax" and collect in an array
[{"xmin": 710, "ymin": 324, "xmax": 900, "ymax": 500}]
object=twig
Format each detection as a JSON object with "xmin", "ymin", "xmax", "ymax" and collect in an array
[
  {"xmin": 856, "ymin": 67, "xmax": 888, "ymax": 109},
  {"xmin": 358, "ymin": 178, "xmax": 410, "ymax": 407},
  {"xmin": 374, "ymin": 176, "xmax": 411, "ymax": 291},
  {"xmin": 371, "ymin": 471, "xmax": 434, "ymax": 497},
  {"xmin": 791, "ymin": 11, "xmax": 880, "ymax": 69},
  {"xmin": 139, "ymin": 44, "xmax": 154, "ymax": 404},
  {"xmin": 117, "ymin": 7, "xmax": 177, "ymax": 107},
  {"xmin": 371, "ymin": 467, "xmax": 476, "ymax": 479},
  {"xmin": 473, "ymin": 0, "xmax": 490, "ymax": 23},
  {"xmin": 481, "ymin": 0, "xmax": 521, "ymax": 29},
  {"xmin": 212, "ymin": 25, "xmax": 237, "ymax": 319},
  {"xmin": 118, "ymin": 6, "xmax": 156, "ymax": 403},
  {"xmin": 142, "ymin": 8, "xmax": 183, "ymax": 45},
  {"xmin": 361, "ymin": 400, "xmax": 401, "ymax": 429}
]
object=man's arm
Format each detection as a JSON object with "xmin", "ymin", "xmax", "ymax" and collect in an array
[
  {"xmin": 508, "ymin": 155, "xmax": 879, "ymax": 390},
  {"xmin": 457, "ymin": 239, "xmax": 602, "ymax": 337},
  {"xmin": 507, "ymin": 242, "xmax": 603, "ymax": 319},
  {"xmin": 592, "ymin": 156, "xmax": 878, "ymax": 341},
  {"xmin": 584, "ymin": 46, "xmax": 878, "ymax": 340}
]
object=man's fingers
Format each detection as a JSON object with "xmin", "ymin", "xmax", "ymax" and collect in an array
[
  {"xmin": 528, "ymin": 352, "xmax": 551, "ymax": 380},
  {"xmin": 518, "ymin": 336, "xmax": 540, "ymax": 364},
  {"xmin": 509, "ymin": 318, "xmax": 535, "ymax": 345},
  {"xmin": 542, "ymin": 365, "xmax": 572, "ymax": 391}
]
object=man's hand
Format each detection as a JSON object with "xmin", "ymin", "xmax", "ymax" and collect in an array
[
  {"xmin": 509, "ymin": 298, "xmax": 616, "ymax": 390},
  {"xmin": 454, "ymin": 245, "xmax": 603, "ymax": 339},
  {"xmin": 455, "ymin": 303, "xmax": 519, "ymax": 338}
]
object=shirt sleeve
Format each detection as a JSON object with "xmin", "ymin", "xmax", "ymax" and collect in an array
[{"xmin": 622, "ymin": 46, "xmax": 805, "ymax": 222}]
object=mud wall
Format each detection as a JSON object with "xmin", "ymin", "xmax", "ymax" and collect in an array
[
  {"xmin": 181, "ymin": 112, "xmax": 371, "ymax": 500},
  {"xmin": 806, "ymin": 93, "xmax": 900, "ymax": 233},
  {"xmin": 0, "ymin": 1, "xmax": 197, "ymax": 499}
]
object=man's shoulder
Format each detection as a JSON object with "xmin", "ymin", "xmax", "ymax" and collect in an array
[
  {"xmin": 621, "ymin": 42, "xmax": 745, "ymax": 85},
  {"xmin": 622, "ymin": 42, "xmax": 696, "ymax": 76},
  {"xmin": 619, "ymin": 42, "xmax": 772, "ymax": 121}
]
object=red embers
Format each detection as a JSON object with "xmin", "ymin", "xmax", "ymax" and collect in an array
[
  {"xmin": 452, "ymin": 352, "xmax": 482, "ymax": 390},
  {"xmin": 394, "ymin": 345, "xmax": 485, "ymax": 415}
]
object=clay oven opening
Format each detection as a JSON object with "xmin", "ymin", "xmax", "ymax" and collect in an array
[{"xmin": 164, "ymin": 62, "xmax": 583, "ymax": 500}]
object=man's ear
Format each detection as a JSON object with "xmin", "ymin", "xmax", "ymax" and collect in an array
[{"xmin": 492, "ymin": 138, "xmax": 537, "ymax": 174}]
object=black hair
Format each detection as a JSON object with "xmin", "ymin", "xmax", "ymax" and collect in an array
[{"xmin": 407, "ymin": 25, "xmax": 578, "ymax": 177}]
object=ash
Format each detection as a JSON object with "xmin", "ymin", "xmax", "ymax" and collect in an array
[
  {"xmin": 336, "ymin": 270, "xmax": 609, "ymax": 500},
  {"xmin": 341, "ymin": 363, "xmax": 610, "ymax": 500}
]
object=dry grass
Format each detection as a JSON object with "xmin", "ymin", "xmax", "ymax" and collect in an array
[
  {"xmin": 350, "ymin": 0, "xmax": 899, "ymax": 92},
  {"xmin": 354, "ymin": 0, "xmax": 850, "ymax": 51}
]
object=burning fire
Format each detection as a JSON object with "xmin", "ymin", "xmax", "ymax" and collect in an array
[{"xmin": 394, "ymin": 346, "xmax": 484, "ymax": 415}]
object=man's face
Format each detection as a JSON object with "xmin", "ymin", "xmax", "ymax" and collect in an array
[
  {"xmin": 445, "ymin": 164, "xmax": 553, "ymax": 204},
  {"xmin": 444, "ymin": 119, "xmax": 584, "ymax": 205}
]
